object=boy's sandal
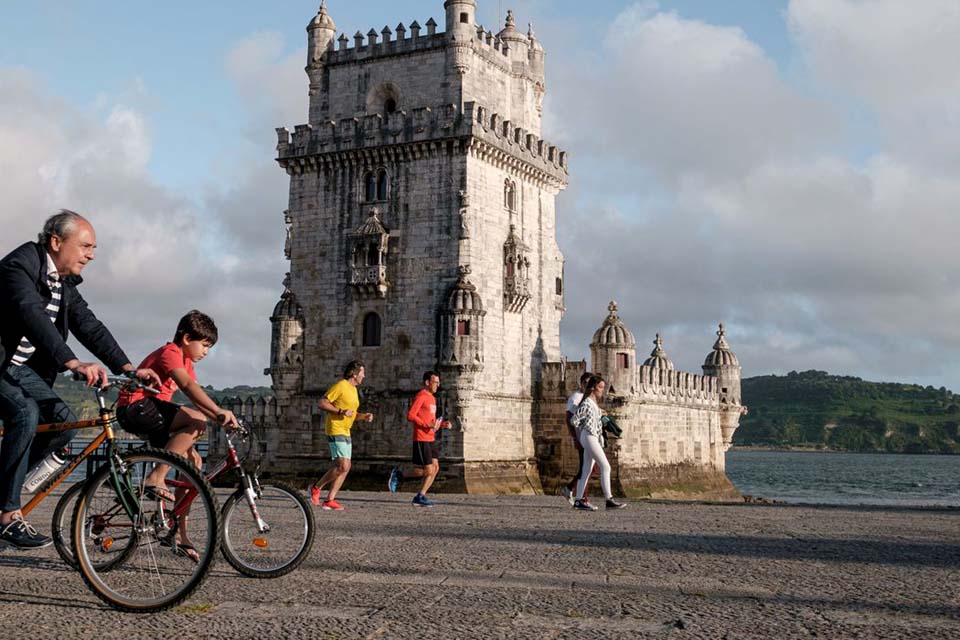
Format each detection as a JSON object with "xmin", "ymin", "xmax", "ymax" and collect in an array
[
  {"xmin": 143, "ymin": 485, "xmax": 176, "ymax": 503},
  {"xmin": 158, "ymin": 534, "xmax": 200, "ymax": 564}
]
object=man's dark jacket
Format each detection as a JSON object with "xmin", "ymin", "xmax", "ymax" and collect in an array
[{"xmin": 0, "ymin": 242, "xmax": 129, "ymax": 385}]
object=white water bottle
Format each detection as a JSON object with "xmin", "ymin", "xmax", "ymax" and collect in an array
[{"xmin": 22, "ymin": 451, "xmax": 68, "ymax": 493}]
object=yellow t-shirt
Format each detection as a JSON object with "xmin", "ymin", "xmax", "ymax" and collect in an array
[{"xmin": 324, "ymin": 379, "xmax": 360, "ymax": 436}]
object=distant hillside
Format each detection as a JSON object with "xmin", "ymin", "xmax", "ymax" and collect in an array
[{"xmin": 737, "ymin": 370, "xmax": 960, "ymax": 454}]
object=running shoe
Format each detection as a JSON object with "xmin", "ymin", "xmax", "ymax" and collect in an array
[
  {"xmin": 605, "ymin": 499, "xmax": 627, "ymax": 510},
  {"xmin": 412, "ymin": 493, "xmax": 434, "ymax": 508},
  {"xmin": 573, "ymin": 499, "xmax": 597, "ymax": 511},
  {"xmin": 308, "ymin": 483, "xmax": 322, "ymax": 507},
  {"xmin": 388, "ymin": 468, "xmax": 402, "ymax": 493},
  {"xmin": 321, "ymin": 499, "xmax": 344, "ymax": 511},
  {"xmin": 561, "ymin": 485, "xmax": 575, "ymax": 506}
]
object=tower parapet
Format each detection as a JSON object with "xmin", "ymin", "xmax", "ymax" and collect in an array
[{"xmin": 276, "ymin": 101, "xmax": 567, "ymax": 187}]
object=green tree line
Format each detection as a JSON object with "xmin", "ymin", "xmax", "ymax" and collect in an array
[{"xmin": 736, "ymin": 370, "xmax": 960, "ymax": 454}]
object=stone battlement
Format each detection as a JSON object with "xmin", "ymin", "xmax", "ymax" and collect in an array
[
  {"xmin": 276, "ymin": 101, "xmax": 567, "ymax": 184},
  {"xmin": 325, "ymin": 19, "xmax": 448, "ymax": 65},
  {"xmin": 540, "ymin": 361, "xmax": 720, "ymax": 409}
]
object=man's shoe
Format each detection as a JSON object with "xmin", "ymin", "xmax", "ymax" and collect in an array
[
  {"xmin": 0, "ymin": 517, "xmax": 53, "ymax": 549},
  {"xmin": 605, "ymin": 499, "xmax": 627, "ymax": 510},
  {"xmin": 388, "ymin": 468, "xmax": 402, "ymax": 493},
  {"xmin": 561, "ymin": 485, "xmax": 575, "ymax": 506},
  {"xmin": 412, "ymin": 493, "xmax": 434, "ymax": 508},
  {"xmin": 321, "ymin": 499, "xmax": 344, "ymax": 511},
  {"xmin": 308, "ymin": 483, "xmax": 322, "ymax": 507},
  {"xmin": 573, "ymin": 499, "xmax": 597, "ymax": 512}
]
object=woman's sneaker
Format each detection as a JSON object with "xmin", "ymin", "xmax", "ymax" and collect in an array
[
  {"xmin": 321, "ymin": 499, "xmax": 344, "ymax": 511},
  {"xmin": 308, "ymin": 483, "xmax": 322, "ymax": 507},
  {"xmin": 605, "ymin": 499, "xmax": 627, "ymax": 510},
  {"xmin": 573, "ymin": 499, "xmax": 597, "ymax": 511}
]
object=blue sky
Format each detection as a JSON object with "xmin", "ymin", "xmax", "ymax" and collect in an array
[{"xmin": 2, "ymin": 1, "xmax": 959, "ymax": 390}]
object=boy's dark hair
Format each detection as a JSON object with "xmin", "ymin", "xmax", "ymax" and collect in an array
[
  {"xmin": 343, "ymin": 360, "xmax": 365, "ymax": 380},
  {"xmin": 174, "ymin": 310, "xmax": 218, "ymax": 345},
  {"xmin": 423, "ymin": 370, "xmax": 439, "ymax": 384},
  {"xmin": 579, "ymin": 371, "xmax": 593, "ymax": 385}
]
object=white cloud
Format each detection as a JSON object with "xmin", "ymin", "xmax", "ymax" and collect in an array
[{"xmin": 550, "ymin": 1, "xmax": 960, "ymax": 388}]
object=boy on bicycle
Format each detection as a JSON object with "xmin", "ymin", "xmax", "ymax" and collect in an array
[{"xmin": 116, "ymin": 310, "xmax": 238, "ymax": 558}]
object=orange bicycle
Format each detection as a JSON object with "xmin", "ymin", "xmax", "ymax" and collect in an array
[{"xmin": 5, "ymin": 373, "xmax": 220, "ymax": 613}]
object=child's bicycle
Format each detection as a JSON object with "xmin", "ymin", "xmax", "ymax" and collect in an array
[
  {"xmin": 55, "ymin": 418, "xmax": 314, "ymax": 579},
  {"xmin": 6, "ymin": 373, "xmax": 220, "ymax": 613}
]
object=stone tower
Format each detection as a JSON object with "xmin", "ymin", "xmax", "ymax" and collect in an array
[{"xmin": 268, "ymin": 1, "xmax": 568, "ymax": 491}]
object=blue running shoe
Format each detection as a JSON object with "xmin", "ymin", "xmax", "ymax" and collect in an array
[
  {"xmin": 412, "ymin": 493, "xmax": 434, "ymax": 507},
  {"xmin": 388, "ymin": 468, "xmax": 402, "ymax": 493}
]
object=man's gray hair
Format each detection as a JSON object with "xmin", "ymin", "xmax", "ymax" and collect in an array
[{"xmin": 38, "ymin": 209, "xmax": 86, "ymax": 246}]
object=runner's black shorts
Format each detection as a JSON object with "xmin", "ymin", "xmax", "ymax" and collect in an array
[
  {"xmin": 116, "ymin": 398, "xmax": 181, "ymax": 448},
  {"xmin": 412, "ymin": 441, "xmax": 440, "ymax": 467}
]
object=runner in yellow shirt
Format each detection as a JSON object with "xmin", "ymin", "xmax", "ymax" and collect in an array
[{"xmin": 308, "ymin": 360, "xmax": 374, "ymax": 510}]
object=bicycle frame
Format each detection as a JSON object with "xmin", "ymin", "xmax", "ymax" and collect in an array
[
  {"xmin": 168, "ymin": 424, "xmax": 269, "ymax": 531},
  {"xmin": 16, "ymin": 380, "xmax": 144, "ymax": 521}
]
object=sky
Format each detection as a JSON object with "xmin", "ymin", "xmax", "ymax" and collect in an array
[{"xmin": 1, "ymin": 1, "xmax": 958, "ymax": 391}]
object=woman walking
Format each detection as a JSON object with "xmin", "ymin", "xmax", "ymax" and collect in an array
[{"xmin": 572, "ymin": 375, "xmax": 626, "ymax": 511}]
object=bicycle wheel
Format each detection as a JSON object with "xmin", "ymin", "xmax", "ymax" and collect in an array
[
  {"xmin": 71, "ymin": 448, "xmax": 220, "ymax": 613},
  {"xmin": 221, "ymin": 481, "xmax": 315, "ymax": 578},
  {"xmin": 54, "ymin": 481, "xmax": 138, "ymax": 571}
]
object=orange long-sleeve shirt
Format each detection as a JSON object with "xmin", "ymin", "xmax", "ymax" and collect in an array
[{"xmin": 407, "ymin": 389, "xmax": 437, "ymax": 442}]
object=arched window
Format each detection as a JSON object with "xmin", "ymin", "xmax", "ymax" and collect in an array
[
  {"xmin": 617, "ymin": 353, "xmax": 630, "ymax": 369},
  {"xmin": 384, "ymin": 98, "xmax": 397, "ymax": 115},
  {"xmin": 362, "ymin": 312, "xmax": 382, "ymax": 347},
  {"xmin": 555, "ymin": 277, "xmax": 563, "ymax": 296},
  {"xmin": 364, "ymin": 172, "xmax": 376, "ymax": 202},
  {"xmin": 460, "ymin": 12, "xmax": 469, "ymax": 24},
  {"xmin": 367, "ymin": 242, "xmax": 379, "ymax": 266},
  {"xmin": 376, "ymin": 169, "xmax": 388, "ymax": 201}
]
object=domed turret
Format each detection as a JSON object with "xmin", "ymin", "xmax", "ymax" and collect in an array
[
  {"xmin": 703, "ymin": 323, "xmax": 740, "ymax": 368},
  {"xmin": 642, "ymin": 333, "xmax": 674, "ymax": 370},
  {"xmin": 307, "ymin": 1, "xmax": 336, "ymax": 64},
  {"xmin": 590, "ymin": 301, "xmax": 637, "ymax": 396},
  {"xmin": 268, "ymin": 274, "xmax": 305, "ymax": 398},
  {"xmin": 439, "ymin": 265, "xmax": 486, "ymax": 373},
  {"xmin": 702, "ymin": 324, "xmax": 743, "ymax": 448}
]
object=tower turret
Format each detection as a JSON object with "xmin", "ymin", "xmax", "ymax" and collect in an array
[
  {"xmin": 306, "ymin": 1, "xmax": 336, "ymax": 122},
  {"xmin": 267, "ymin": 274, "xmax": 305, "ymax": 400},
  {"xmin": 444, "ymin": 0, "xmax": 477, "ymax": 36},
  {"xmin": 590, "ymin": 301, "xmax": 637, "ymax": 396},
  {"xmin": 642, "ymin": 333, "xmax": 675, "ymax": 370},
  {"xmin": 527, "ymin": 23, "xmax": 545, "ymax": 82},
  {"xmin": 702, "ymin": 324, "xmax": 743, "ymax": 448}
]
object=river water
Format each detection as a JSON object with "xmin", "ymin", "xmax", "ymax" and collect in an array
[{"xmin": 726, "ymin": 450, "xmax": 960, "ymax": 507}]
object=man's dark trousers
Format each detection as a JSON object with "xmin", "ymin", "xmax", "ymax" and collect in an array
[{"xmin": 0, "ymin": 365, "xmax": 76, "ymax": 512}]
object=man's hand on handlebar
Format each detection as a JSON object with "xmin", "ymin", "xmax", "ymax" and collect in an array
[
  {"xmin": 134, "ymin": 367, "xmax": 162, "ymax": 387},
  {"xmin": 68, "ymin": 361, "xmax": 108, "ymax": 387}
]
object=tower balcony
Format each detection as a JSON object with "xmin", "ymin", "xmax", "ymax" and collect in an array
[{"xmin": 351, "ymin": 265, "xmax": 390, "ymax": 298}]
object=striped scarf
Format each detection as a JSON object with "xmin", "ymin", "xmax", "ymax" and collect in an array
[{"xmin": 11, "ymin": 272, "xmax": 62, "ymax": 367}]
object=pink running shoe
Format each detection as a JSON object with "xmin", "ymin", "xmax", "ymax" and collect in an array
[{"xmin": 321, "ymin": 499, "xmax": 344, "ymax": 511}]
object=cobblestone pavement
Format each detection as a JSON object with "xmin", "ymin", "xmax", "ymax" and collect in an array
[{"xmin": 1, "ymin": 489, "xmax": 958, "ymax": 639}]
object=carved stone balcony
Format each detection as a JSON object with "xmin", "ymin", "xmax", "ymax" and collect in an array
[{"xmin": 351, "ymin": 265, "xmax": 389, "ymax": 298}]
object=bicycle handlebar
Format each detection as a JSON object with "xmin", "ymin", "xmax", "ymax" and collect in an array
[{"xmin": 71, "ymin": 372, "xmax": 160, "ymax": 395}]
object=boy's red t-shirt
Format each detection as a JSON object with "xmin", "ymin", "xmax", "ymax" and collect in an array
[
  {"xmin": 407, "ymin": 389, "xmax": 438, "ymax": 443},
  {"xmin": 117, "ymin": 342, "xmax": 196, "ymax": 406}
]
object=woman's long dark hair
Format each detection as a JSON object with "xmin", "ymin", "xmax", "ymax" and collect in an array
[{"xmin": 583, "ymin": 374, "xmax": 605, "ymax": 400}]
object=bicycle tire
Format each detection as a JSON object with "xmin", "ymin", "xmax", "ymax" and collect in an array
[
  {"xmin": 220, "ymin": 481, "xmax": 315, "ymax": 578},
  {"xmin": 54, "ymin": 481, "xmax": 138, "ymax": 571},
  {"xmin": 52, "ymin": 481, "xmax": 84, "ymax": 568},
  {"xmin": 71, "ymin": 448, "xmax": 221, "ymax": 613}
]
